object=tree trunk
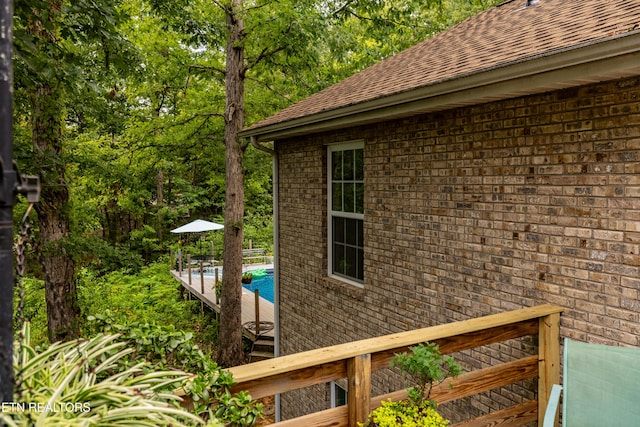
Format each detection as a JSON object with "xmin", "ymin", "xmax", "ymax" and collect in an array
[
  {"xmin": 217, "ymin": 0, "xmax": 246, "ymax": 368},
  {"xmin": 32, "ymin": 84, "xmax": 80, "ymax": 342}
]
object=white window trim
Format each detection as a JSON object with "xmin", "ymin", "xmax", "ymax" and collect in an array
[{"xmin": 327, "ymin": 140, "xmax": 364, "ymax": 288}]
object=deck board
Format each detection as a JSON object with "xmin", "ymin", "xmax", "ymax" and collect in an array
[{"xmin": 171, "ymin": 265, "xmax": 274, "ymax": 340}]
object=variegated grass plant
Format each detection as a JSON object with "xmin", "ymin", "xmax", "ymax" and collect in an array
[{"xmin": 0, "ymin": 323, "xmax": 222, "ymax": 427}]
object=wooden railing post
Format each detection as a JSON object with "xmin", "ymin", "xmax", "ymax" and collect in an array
[
  {"xmin": 200, "ymin": 260, "xmax": 205, "ymax": 294},
  {"xmin": 538, "ymin": 312, "xmax": 560, "ymax": 427},
  {"xmin": 254, "ymin": 289, "xmax": 260, "ymax": 336},
  {"xmin": 347, "ymin": 354, "xmax": 371, "ymax": 426},
  {"xmin": 178, "ymin": 250, "xmax": 183, "ymax": 276},
  {"xmin": 187, "ymin": 254, "xmax": 192, "ymax": 287},
  {"xmin": 215, "ymin": 268, "xmax": 220, "ymax": 305}
]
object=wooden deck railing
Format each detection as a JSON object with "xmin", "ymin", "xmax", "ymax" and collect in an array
[{"xmin": 227, "ymin": 304, "xmax": 563, "ymax": 427}]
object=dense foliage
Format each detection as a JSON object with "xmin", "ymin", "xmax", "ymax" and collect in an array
[
  {"xmin": 1, "ymin": 323, "xmax": 261, "ymax": 426},
  {"xmin": 15, "ymin": 263, "xmax": 217, "ymax": 350},
  {"xmin": 13, "ymin": 0, "xmax": 502, "ymax": 278}
]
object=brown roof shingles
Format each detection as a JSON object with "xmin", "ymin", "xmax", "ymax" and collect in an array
[{"xmin": 247, "ymin": 0, "xmax": 640, "ymax": 131}]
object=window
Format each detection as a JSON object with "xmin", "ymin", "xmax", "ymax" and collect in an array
[
  {"xmin": 328, "ymin": 142, "xmax": 364, "ymax": 285},
  {"xmin": 330, "ymin": 382, "xmax": 347, "ymax": 408}
]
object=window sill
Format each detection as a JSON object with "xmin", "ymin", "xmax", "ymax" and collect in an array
[{"xmin": 322, "ymin": 276, "xmax": 365, "ymax": 301}]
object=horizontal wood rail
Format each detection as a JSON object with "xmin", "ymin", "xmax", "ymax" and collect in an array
[
  {"xmin": 227, "ymin": 304, "xmax": 563, "ymax": 427},
  {"xmin": 242, "ymin": 248, "xmax": 268, "ymax": 264}
]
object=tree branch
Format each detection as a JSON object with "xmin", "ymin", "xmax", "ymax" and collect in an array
[
  {"xmin": 244, "ymin": 44, "xmax": 287, "ymax": 72},
  {"xmin": 188, "ymin": 64, "xmax": 226, "ymax": 76}
]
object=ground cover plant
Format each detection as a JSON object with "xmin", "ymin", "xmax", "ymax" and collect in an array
[{"xmin": 15, "ymin": 262, "xmax": 218, "ymax": 351}]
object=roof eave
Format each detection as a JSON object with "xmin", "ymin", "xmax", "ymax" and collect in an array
[{"xmin": 240, "ymin": 32, "xmax": 640, "ymax": 142}]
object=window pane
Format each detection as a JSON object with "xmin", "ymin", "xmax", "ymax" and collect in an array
[
  {"xmin": 344, "ymin": 183, "xmax": 354, "ymax": 213},
  {"xmin": 334, "ymin": 217, "xmax": 345, "ymax": 243},
  {"xmin": 334, "ymin": 244, "xmax": 345, "ymax": 275},
  {"xmin": 357, "ymin": 219, "xmax": 364, "ymax": 247},
  {"xmin": 355, "ymin": 183, "xmax": 364, "ymax": 214},
  {"xmin": 355, "ymin": 148, "xmax": 364, "ymax": 180},
  {"xmin": 343, "ymin": 150, "xmax": 354, "ymax": 180},
  {"xmin": 345, "ymin": 246, "xmax": 357, "ymax": 278},
  {"xmin": 357, "ymin": 247, "xmax": 364, "ymax": 281},
  {"xmin": 332, "ymin": 151, "xmax": 343, "ymax": 180},
  {"xmin": 345, "ymin": 218, "xmax": 357, "ymax": 246},
  {"xmin": 332, "ymin": 183, "xmax": 343, "ymax": 211},
  {"xmin": 334, "ymin": 384, "xmax": 347, "ymax": 407}
]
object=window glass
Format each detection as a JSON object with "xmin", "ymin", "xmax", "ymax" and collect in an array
[
  {"xmin": 345, "ymin": 246, "xmax": 357, "ymax": 278},
  {"xmin": 355, "ymin": 149, "xmax": 364, "ymax": 181},
  {"xmin": 345, "ymin": 218, "xmax": 358, "ymax": 246},
  {"xmin": 343, "ymin": 149, "xmax": 354, "ymax": 180},
  {"xmin": 334, "ymin": 217, "xmax": 345, "ymax": 244},
  {"xmin": 332, "ymin": 151, "xmax": 343, "ymax": 180},
  {"xmin": 357, "ymin": 248, "xmax": 364, "ymax": 281},
  {"xmin": 344, "ymin": 183, "xmax": 355, "ymax": 213},
  {"xmin": 355, "ymin": 182, "xmax": 364, "ymax": 214},
  {"xmin": 332, "ymin": 183, "xmax": 343, "ymax": 211},
  {"xmin": 331, "ymin": 382, "xmax": 347, "ymax": 408},
  {"xmin": 334, "ymin": 244, "xmax": 345, "ymax": 275}
]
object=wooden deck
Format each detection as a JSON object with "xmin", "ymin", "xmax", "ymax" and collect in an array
[{"xmin": 171, "ymin": 265, "xmax": 274, "ymax": 341}]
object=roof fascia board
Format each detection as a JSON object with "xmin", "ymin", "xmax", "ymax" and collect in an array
[{"xmin": 242, "ymin": 32, "xmax": 640, "ymax": 142}]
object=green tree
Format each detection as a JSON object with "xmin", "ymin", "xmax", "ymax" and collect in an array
[
  {"xmin": 13, "ymin": 0, "xmax": 136, "ymax": 341},
  {"xmin": 216, "ymin": 0, "xmax": 336, "ymax": 367}
]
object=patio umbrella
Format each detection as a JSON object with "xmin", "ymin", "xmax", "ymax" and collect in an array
[
  {"xmin": 170, "ymin": 219, "xmax": 224, "ymax": 233},
  {"xmin": 171, "ymin": 219, "xmax": 224, "ymax": 258}
]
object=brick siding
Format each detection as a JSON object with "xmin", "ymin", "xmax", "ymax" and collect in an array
[{"xmin": 276, "ymin": 76, "xmax": 640, "ymax": 420}]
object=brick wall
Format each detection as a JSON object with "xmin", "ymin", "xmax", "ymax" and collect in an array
[{"xmin": 276, "ymin": 76, "xmax": 640, "ymax": 420}]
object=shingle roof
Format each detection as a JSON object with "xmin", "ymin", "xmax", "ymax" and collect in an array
[{"xmin": 245, "ymin": 0, "xmax": 640, "ymax": 135}]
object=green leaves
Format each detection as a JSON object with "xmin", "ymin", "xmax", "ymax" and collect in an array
[
  {"xmin": 3, "ymin": 323, "xmax": 211, "ymax": 427},
  {"xmin": 4, "ymin": 320, "xmax": 262, "ymax": 426},
  {"xmin": 360, "ymin": 399, "xmax": 449, "ymax": 427},
  {"xmin": 390, "ymin": 342, "xmax": 462, "ymax": 407}
]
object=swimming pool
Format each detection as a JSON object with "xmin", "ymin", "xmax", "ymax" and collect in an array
[
  {"xmin": 242, "ymin": 271, "xmax": 274, "ymax": 303},
  {"xmin": 203, "ymin": 267, "xmax": 275, "ymax": 304}
]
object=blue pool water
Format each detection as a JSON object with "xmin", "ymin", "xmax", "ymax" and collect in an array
[
  {"xmin": 243, "ymin": 270, "xmax": 274, "ymax": 303},
  {"xmin": 203, "ymin": 267, "xmax": 274, "ymax": 304}
]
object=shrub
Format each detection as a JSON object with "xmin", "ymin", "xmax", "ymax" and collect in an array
[
  {"xmin": 362, "ymin": 399, "xmax": 449, "ymax": 427},
  {"xmin": 360, "ymin": 342, "xmax": 461, "ymax": 427},
  {"xmin": 85, "ymin": 314, "xmax": 262, "ymax": 425},
  {"xmin": 390, "ymin": 342, "xmax": 461, "ymax": 407}
]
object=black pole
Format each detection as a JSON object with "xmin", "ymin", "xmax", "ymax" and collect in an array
[{"xmin": 0, "ymin": 0, "xmax": 14, "ymax": 404}]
